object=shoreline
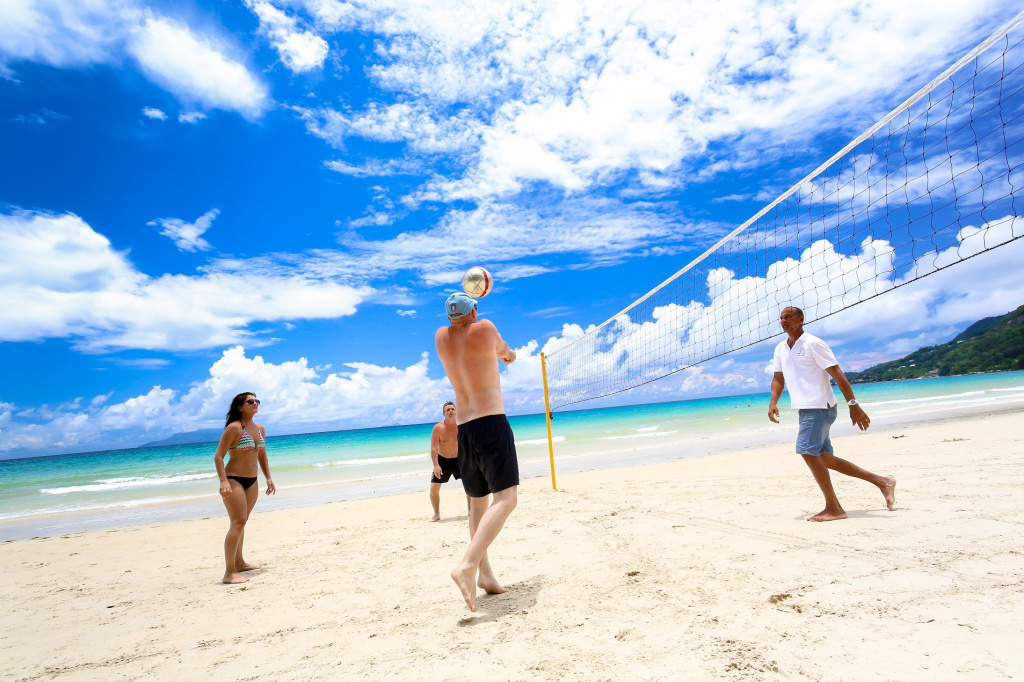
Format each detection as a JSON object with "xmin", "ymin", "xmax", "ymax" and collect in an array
[
  {"xmin": 6, "ymin": 369, "xmax": 1022, "ymax": 463},
  {"xmin": 1, "ymin": 410, "xmax": 1021, "ymax": 679},
  {"xmin": 3, "ymin": 397, "xmax": 1023, "ymax": 543}
]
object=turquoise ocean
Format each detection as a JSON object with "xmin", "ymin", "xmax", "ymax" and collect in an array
[{"xmin": 2, "ymin": 371, "xmax": 1023, "ymax": 541}]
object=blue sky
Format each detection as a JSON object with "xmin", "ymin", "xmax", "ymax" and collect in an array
[{"xmin": 2, "ymin": 0, "xmax": 1023, "ymax": 457}]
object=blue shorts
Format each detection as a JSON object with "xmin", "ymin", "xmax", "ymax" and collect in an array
[{"xmin": 796, "ymin": 404, "xmax": 837, "ymax": 456}]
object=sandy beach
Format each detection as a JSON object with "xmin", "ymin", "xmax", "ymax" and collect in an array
[{"xmin": 2, "ymin": 410, "xmax": 1022, "ymax": 681}]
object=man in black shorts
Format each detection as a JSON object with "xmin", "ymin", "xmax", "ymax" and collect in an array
[
  {"xmin": 429, "ymin": 401, "xmax": 468, "ymax": 521},
  {"xmin": 435, "ymin": 292, "xmax": 519, "ymax": 612}
]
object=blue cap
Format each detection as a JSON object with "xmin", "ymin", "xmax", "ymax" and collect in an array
[{"xmin": 445, "ymin": 292, "xmax": 477, "ymax": 320}]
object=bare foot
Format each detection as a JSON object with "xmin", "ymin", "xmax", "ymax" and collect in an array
[
  {"xmin": 879, "ymin": 477, "xmax": 896, "ymax": 510},
  {"xmin": 807, "ymin": 509, "xmax": 847, "ymax": 522},
  {"xmin": 430, "ymin": 513, "xmax": 440, "ymax": 522},
  {"xmin": 477, "ymin": 572, "xmax": 507, "ymax": 595},
  {"xmin": 222, "ymin": 572, "xmax": 249, "ymax": 584},
  {"xmin": 451, "ymin": 566, "xmax": 478, "ymax": 611},
  {"xmin": 236, "ymin": 562, "xmax": 261, "ymax": 572}
]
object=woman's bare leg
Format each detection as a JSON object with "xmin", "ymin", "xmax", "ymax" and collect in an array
[
  {"xmin": 221, "ymin": 481, "xmax": 249, "ymax": 583},
  {"xmin": 234, "ymin": 483, "xmax": 260, "ymax": 571}
]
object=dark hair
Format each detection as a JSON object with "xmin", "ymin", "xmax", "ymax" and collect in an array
[
  {"xmin": 226, "ymin": 392, "xmax": 256, "ymax": 427},
  {"xmin": 784, "ymin": 306, "xmax": 804, "ymax": 319},
  {"xmin": 442, "ymin": 401, "xmax": 454, "ymax": 414}
]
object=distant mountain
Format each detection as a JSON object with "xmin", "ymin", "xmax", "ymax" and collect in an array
[
  {"xmin": 142, "ymin": 428, "xmax": 223, "ymax": 447},
  {"xmin": 846, "ymin": 303, "xmax": 1024, "ymax": 383}
]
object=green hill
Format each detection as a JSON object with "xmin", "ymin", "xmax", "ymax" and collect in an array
[{"xmin": 846, "ymin": 303, "xmax": 1024, "ymax": 383}]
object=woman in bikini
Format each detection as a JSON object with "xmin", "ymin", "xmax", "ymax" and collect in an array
[{"xmin": 213, "ymin": 392, "xmax": 275, "ymax": 584}]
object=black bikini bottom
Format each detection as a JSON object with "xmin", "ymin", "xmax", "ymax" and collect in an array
[{"xmin": 227, "ymin": 475, "xmax": 258, "ymax": 491}]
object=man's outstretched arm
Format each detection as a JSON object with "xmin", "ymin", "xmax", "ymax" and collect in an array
[{"xmin": 494, "ymin": 331, "xmax": 516, "ymax": 364}]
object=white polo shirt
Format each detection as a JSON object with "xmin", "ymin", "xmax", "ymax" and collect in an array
[{"xmin": 771, "ymin": 332, "xmax": 839, "ymax": 409}]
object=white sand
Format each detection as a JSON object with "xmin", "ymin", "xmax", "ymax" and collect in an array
[{"xmin": 1, "ymin": 411, "xmax": 1022, "ymax": 680}]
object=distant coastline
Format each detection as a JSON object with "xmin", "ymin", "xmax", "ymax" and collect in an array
[
  {"xmin": 142, "ymin": 428, "xmax": 224, "ymax": 448},
  {"xmin": 847, "ymin": 303, "xmax": 1023, "ymax": 382}
]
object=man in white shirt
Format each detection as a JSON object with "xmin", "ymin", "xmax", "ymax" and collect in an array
[{"xmin": 768, "ymin": 307, "xmax": 896, "ymax": 521}]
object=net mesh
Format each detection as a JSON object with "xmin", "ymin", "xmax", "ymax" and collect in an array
[{"xmin": 545, "ymin": 13, "xmax": 1024, "ymax": 411}]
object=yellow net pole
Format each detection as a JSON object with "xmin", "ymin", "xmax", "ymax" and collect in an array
[{"xmin": 541, "ymin": 352, "xmax": 557, "ymax": 490}]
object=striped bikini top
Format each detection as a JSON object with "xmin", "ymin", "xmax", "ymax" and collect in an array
[{"xmin": 236, "ymin": 425, "xmax": 266, "ymax": 450}]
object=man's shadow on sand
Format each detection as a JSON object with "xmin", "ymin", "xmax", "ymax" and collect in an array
[{"xmin": 457, "ymin": 575, "xmax": 542, "ymax": 626}]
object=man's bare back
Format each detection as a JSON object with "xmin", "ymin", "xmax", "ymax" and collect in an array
[{"xmin": 435, "ymin": 311, "xmax": 515, "ymax": 423}]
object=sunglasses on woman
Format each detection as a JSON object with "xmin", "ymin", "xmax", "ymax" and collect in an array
[{"xmin": 245, "ymin": 399, "xmax": 261, "ymax": 405}]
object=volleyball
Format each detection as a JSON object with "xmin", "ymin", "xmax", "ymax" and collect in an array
[{"xmin": 462, "ymin": 266, "xmax": 493, "ymax": 298}]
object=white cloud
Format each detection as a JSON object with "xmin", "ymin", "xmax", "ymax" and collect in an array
[
  {"xmin": 278, "ymin": 0, "xmax": 1023, "ymax": 291},
  {"xmin": 324, "ymin": 158, "xmax": 424, "ymax": 177},
  {"xmin": 141, "ymin": 106, "xmax": 167, "ymax": 120},
  {"xmin": 0, "ymin": 347, "xmax": 452, "ymax": 455},
  {"xmin": 285, "ymin": 0, "xmax": 1015, "ymax": 200},
  {"xmin": 348, "ymin": 211, "xmax": 396, "ymax": 228},
  {"xmin": 128, "ymin": 15, "xmax": 271, "ymax": 119},
  {"xmin": 540, "ymin": 215, "xmax": 1024, "ymax": 408},
  {"xmin": 293, "ymin": 198, "xmax": 715, "ymax": 287},
  {"xmin": 0, "ymin": 209, "xmax": 372, "ymax": 351},
  {"xmin": 712, "ymin": 190, "xmax": 778, "ymax": 204},
  {"xmin": 110, "ymin": 358, "xmax": 172, "ymax": 369},
  {"xmin": 178, "ymin": 111, "xmax": 206, "ymax": 124},
  {"xmin": 396, "ymin": 309, "xmax": 416, "ymax": 317},
  {"xmin": 248, "ymin": 1, "xmax": 329, "ymax": 73},
  {"xmin": 0, "ymin": 3, "xmax": 270, "ymax": 119},
  {"xmin": 0, "ymin": 0, "xmax": 139, "ymax": 68},
  {"xmin": 148, "ymin": 208, "xmax": 218, "ymax": 252}
]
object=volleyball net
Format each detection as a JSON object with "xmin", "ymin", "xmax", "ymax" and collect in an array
[{"xmin": 543, "ymin": 11, "xmax": 1024, "ymax": 412}]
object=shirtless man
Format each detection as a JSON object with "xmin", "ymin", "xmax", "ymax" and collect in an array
[
  {"xmin": 769, "ymin": 306, "xmax": 896, "ymax": 521},
  {"xmin": 435, "ymin": 292, "xmax": 518, "ymax": 611},
  {"xmin": 429, "ymin": 401, "xmax": 468, "ymax": 521}
]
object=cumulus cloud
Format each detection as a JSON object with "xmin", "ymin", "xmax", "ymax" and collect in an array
[
  {"xmin": 285, "ymin": 0, "xmax": 1013, "ymax": 200},
  {"xmin": 0, "ymin": 0, "xmax": 139, "ymax": 68},
  {"xmin": 0, "ymin": 347, "xmax": 452, "ymax": 455},
  {"xmin": 141, "ymin": 106, "xmax": 167, "ymax": 120},
  {"xmin": 128, "ymin": 15, "xmax": 270, "ymax": 119},
  {"xmin": 149, "ymin": 208, "xmax": 218, "ymax": 252},
  {"xmin": 0, "ymin": 210, "xmax": 372, "ymax": 351},
  {"xmin": 278, "ymin": 0, "xmax": 1022, "ymax": 290},
  {"xmin": 248, "ymin": 1, "xmax": 329, "ymax": 73},
  {"xmin": 0, "ymin": 2, "xmax": 270, "ymax": 118},
  {"xmin": 542, "ymin": 214, "xmax": 1024, "ymax": 408}
]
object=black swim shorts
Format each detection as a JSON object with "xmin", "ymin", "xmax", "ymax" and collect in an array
[
  {"xmin": 457, "ymin": 414, "xmax": 519, "ymax": 498},
  {"xmin": 430, "ymin": 455, "xmax": 461, "ymax": 483}
]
